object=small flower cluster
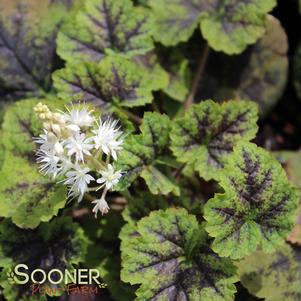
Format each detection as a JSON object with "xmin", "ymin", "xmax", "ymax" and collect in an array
[{"xmin": 33, "ymin": 103, "xmax": 123, "ymax": 218}]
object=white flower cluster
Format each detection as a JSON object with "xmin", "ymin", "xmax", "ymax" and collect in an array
[{"xmin": 33, "ymin": 103, "xmax": 123, "ymax": 218}]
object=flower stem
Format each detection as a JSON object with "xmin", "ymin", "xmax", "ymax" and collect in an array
[{"xmin": 183, "ymin": 43, "xmax": 210, "ymax": 112}]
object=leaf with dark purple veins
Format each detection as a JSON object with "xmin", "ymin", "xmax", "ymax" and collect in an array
[
  {"xmin": 115, "ymin": 112, "xmax": 180, "ymax": 196},
  {"xmin": 120, "ymin": 208, "xmax": 238, "ymax": 301},
  {"xmin": 0, "ymin": 98, "xmax": 67, "ymax": 229},
  {"xmin": 53, "ymin": 55, "xmax": 160, "ymax": 108},
  {"xmin": 204, "ymin": 143, "xmax": 299, "ymax": 259},
  {"xmin": 149, "ymin": 0, "xmax": 276, "ymax": 54},
  {"xmin": 170, "ymin": 100, "xmax": 258, "ymax": 181},
  {"xmin": 57, "ymin": 0, "xmax": 154, "ymax": 64},
  {"xmin": 0, "ymin": 0, "xmax": 73, "ymax": 101},
  {"xmin": 237, "ymin": 243, "xmax": 301, "ymax": 301}
]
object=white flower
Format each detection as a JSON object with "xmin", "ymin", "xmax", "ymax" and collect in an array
[
  {"xmin": 92, "ymin": 190, "xmax": 110, "ymax": 218},
  {"xmin": 64, "ymin": 165, "xmax": 94, "ymax": 201},
  {"xmin": 65, "ymin": 107, "xmax": 94, "ymax": 130},
  {"xmin": 57, "ymin": 156, "xmax": 74, "ymax": 176},
  {"xmin": 34, "ymin": 130, "xmax": 64, "ymax": 155},
  {"xmin": 92, "ymin": 118, "xmax": 123, "ymax": 160},
  {"xmin": 96, "ymin": 164, "xmax": 122, "ymax": 190},
  {"xmin": 37, "ymin": 150, "xmax": 61, "ymax": 178},
  {"xmin": 64, "ymin": 132, "xmax": 93, "ymax": 162}
]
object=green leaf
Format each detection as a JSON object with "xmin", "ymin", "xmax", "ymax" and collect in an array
[
  {"xmin": 149, "ymin": 0, "xmax": 208, "ymax": 46},
  {"xmin": 160, "ymin": 49, "xmax": 191, "ymax": 102},
  {"xmin": 134, "ymin": 52, "xmax": 169, "ymax": 92},
  {"xmin": 57, "ymin": 0, "xmax": 154, "ymax": 63},
  {"xmin": 204, "ymin": 143, "xmax": 299, "ymax": 259},
  {"xmin": 0, "ymin": 0, "xmax": 73, "ymax": 101},
  {"xmin": 0, "ymin": 217, "xmax": 89, "ymax": 301},
  {"xmin": 237, "ymin": 243, "xmax": 301, "ymax": 301},
  {"xmin": 149, "ymin": 0, "xmax": 276, "ymax": 54},
  {"xmin": 200, "ymin": 0, "xmax": 276, "ymax": 54},
  {"xmin": 0, "ymin": 98, "xmax": 67, "ymax": 229},
  {"xmin": 294, "ymin": 43, "xmax": 301, "ymax": 100},
  {"xmin": 170, "ymin": 100, "xmax": 258, "ymax": 181},
  {"xmin": 53, "ymin": 55, "xmax": 156, "ymax": 108},
  {"xmin": 120, "ymin": 208, "xmax": 238, "ymax": 301},
  {"xmin": 122, "ymin": 192, "xmax": 168, "ymax": 225},
  {"xmin": 116, "ymin": 112, "xmax": 180, "ymax": 195}
]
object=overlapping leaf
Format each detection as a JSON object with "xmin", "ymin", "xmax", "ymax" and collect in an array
[
  {"xmin": 134, "ymin": 52, "xmax": 169, "ymax": 92},
  {"xmin": 122, "ymin": 193, "xmax": 168, "ymax": 225},
  {"xmin": 237, "ymin": 243, "xmax": 301, "ymax": 301},
  {"xmin": 0, "ymin": 0, "xmax": 73, "ymax": 101},
  {"xmin": 0, "ymin": 98, "xmax": 67, "ymax": 229},
  {"xmin": 116, "ymin": 112, "xmax": 180, "ymax": 195},
  {"xmin": 0, "ymin": 217, "xmax": 89, "ymax": 301},
  {"xmin": 200, "ymin": 0, "xmax": 276, "ymax": 54},
  {"xmin": 57, "ymin": 0, "xmax": 154, "ymax": 64},
  {"xmin": 170, "ymin": 100, "xmax": 258, "ymax": 181},
  {"xmin": 148, "ymin": 0, "xmax": 211, "ymax": 46},
  {"xmin": 120, "ymin": 208, "xmax": 237, "ymax": 301},
  {"xmin": 158, "ymin": 49, "xmax": 191, "ymax": 102},
  {"xmin": 204, "ymin": 143, "xmax": 299, "ymax": 259},
  {"xmin": 53, "ymin": 55, "xmax": 158, "ymax": 108},
  {"xmin": 149, "ymin": 0, "xmax": 276, "ymax": 54}
]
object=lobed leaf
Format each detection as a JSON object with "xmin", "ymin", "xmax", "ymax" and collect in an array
[
  {"xmin": 200, "ymin": 0, "xmax": 277, "ymax": 54},
  {"xmin": 149, "ymin": 0, "xmax": 276, "ymax": 54},
  {"xmin": 120, "ymin": 208, "xmax": 238, "ymax": 301},
  {"xmin": 53, "ymin": 55, "xmax": 156, "ymax": 108},
  {"xmin": 237, "ymin": 243, "xmax": 301, "ymax": 301},
  {"xmin": 170, "ymin": 100, "xmax": 258, "ymax": 181},
  {"xmin": 0, "ymin": 0, "xmax": 72, "ymax": 101},
  {"xmin": 149, "ymin": 0, "xmax": 210, "ymax": 46},
  {"xmin": 122, "ymin": 192, "xmax": 168, "ymax": 225},
  {"xmin": 159, "ymin": 49, "xmax": 191, "ymax": 102},
  {"xmin": 0, "ymin": 217, "xmax": 89, "ymax": 301},
  {"xmin": 116, "ymin": 112, "xmax": 180, "ymax": 195},
  {"xmin": 204, "ymin": 143, "xmax": 300, "ymax": 259},
  {"xmin": 57, "ymin": 0, "xmax": 154, "ymax": 63},
  {"xmin": 0, "ymin": 98, "xmax": 67, "ymax": 229},
  {"xmin": 134, "ymin": 52, "xmax": 169, "ymax": 92}
]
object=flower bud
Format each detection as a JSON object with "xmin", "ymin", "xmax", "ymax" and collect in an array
[
  {"xmin": 51, "ymin": 124, "xmax": 61, "ymax": 136},
  {"xmin": 46, "ymin": 112, "xmax": 53, "ymax": 120},
  {"xmin": 54, "ymin": 142, "xmax": 64, "ymax": 156}
]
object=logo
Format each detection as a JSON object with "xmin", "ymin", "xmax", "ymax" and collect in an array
[{"xmin": 5, "ymin": 264, "xmax": 107, "ymax": 297}]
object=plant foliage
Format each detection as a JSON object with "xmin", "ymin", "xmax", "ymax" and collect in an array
[{"xmin": 0, "ymin": 0, "xmax": 300, "ymax": 301}]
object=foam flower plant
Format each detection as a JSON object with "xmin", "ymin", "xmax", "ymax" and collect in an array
[
  {"xmin": 33, "ymin": 102, "xmax": 124, "ymax": 218},
  {"xmin": 0, "ymin": 1, "xmax": 299, "ymax": 300}
]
